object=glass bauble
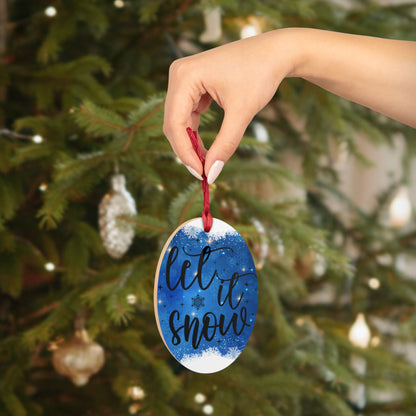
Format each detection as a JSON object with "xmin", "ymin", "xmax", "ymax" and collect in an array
[{"xmin": 52, "ymin": 329, "xmax": 105, "ymax": 386}]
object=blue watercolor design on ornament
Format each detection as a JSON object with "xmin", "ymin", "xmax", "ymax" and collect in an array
[{"xmin": 156, "ymin": 218, "xmax": 258, "ymax": 373}]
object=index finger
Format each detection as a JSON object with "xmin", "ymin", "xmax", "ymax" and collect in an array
[{"xmin": 163, "ymin": 61, "xmax": 205, "ymax": 179}]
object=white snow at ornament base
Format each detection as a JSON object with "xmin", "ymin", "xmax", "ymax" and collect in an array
[
  {"xmin": 180, "ymin": 347, "xmax": 241, "ymax": 374},
  {"xmin": 182, "ymin": 218, "xmax": 238, "ymax": 240}
]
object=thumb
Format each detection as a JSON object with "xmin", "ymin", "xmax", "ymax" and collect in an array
[{"xmin": 204, "ymin": 109, "xmax": 250, "ymax": 184}]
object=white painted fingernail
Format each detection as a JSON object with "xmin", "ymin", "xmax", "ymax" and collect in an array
[
  {"xmin": 185, "ymin": 165, "xmax": 203, "ymax": 181},
  {"xmin": 207, "ymin": 160, "xmax": 224, "ymax": 184}
]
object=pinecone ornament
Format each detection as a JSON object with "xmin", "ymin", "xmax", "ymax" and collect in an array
[
  {"xmin": 99, "ymin": 173, "xmax": 137, "ymax": 259},
  {"xmin": 52, "ymin": 329, "xmax": 105, "ymax": 386}
]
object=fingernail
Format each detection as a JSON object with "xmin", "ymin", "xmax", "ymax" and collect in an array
[
  {"xmin": 207, "ymin": 160, "xmax": 224, "ymax": 184},
  {"xmin": 185, "ymin": 165, "xmax": 203, "ymax": 181}
]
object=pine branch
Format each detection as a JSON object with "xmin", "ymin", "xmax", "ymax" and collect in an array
[
  {"xmin": 137, "ymin": 0, "xmax": 195, "ymax": 45},
  {"xmin": 120, "ymin": 214, "xmax": 170, "ymax": 235},
  {"xmin": 78, "ymin": 102, "xmax": 127, "ymax": 133},
  {"xmin": 167, "ymin": 182, "xmax": 201, "ymax": 227},
  {"xmin": 178, "ymin": 189, "xmax": 198, "ymax": 225}
]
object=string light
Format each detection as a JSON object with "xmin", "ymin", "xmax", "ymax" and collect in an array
[
  {"xmin": 128, "ymin": 403, "xmax": 141, "ymax": 415},
  {"xmin": 38, "ymin": 183, "xmax": 48, "ymax": 192},
  {"xmin": 44, "ymin": 262, "xmax": 56, "ymax": 272},
  {"xmin": 202, "ymin": 404, "xmax": 214, "ymax": 415},
  {"xmin": 389, "ymin": 187, "xmax": 412, "ymax": 228},
  {"xmin": 295, "ymin": 317, "xmax": 305, "ymax": 326},
  {"xmin": 32, "ymin": 134, "xmax": 43, "ymax": 143},
  {"xmin": 348, "ymin": 314, "xmax": 371, "ymax": 349},
  {"xmin": 128, "ymin": 386, "xmax": 145, "ymax": 400},
  {"xmin": 240, "ymin": 17, "xmax": 262, "ymax": 39},
  {"xmin": 126, "ymin": 294, "xmax": 137, "ymax": 304},
  {"xmin": 44, "ymin": 6, "xmax": 57, "ymax": 17},
  {"xmin": 368, "ymin": 278, "xmax": 380, "ymax": 290},
  {"xmin": 240, "ymin": 24, "xmax": 259, "ymax": 39},
  {"xmin": 371, "ymin": 336, "xmax": 380, "ymax": 347},
  {"xmin": 194, "ymin": 393, "xmax": 206, "ymax": 404},
  {"xmin": 114, "ymin": 0, "xmax": 125, "ymax": 8}
]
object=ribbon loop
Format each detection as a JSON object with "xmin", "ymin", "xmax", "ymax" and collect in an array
[{"xmin": 186, "ymin": 128, "xmax": 213, "ymax": 232}]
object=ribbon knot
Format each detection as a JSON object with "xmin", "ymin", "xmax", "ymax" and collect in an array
[{"xmin": 186, "ymin": 128, "xmax": 213, "ymax": 232}]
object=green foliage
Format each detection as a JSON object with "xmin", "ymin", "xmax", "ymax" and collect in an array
[
  {"xmin": 132, "ymin": 214, "xmax": 170, "ymax": 238},
  {"xmin": 72, "ymin": 101, "xmax": 126, "ymax": 137},
  {"xmin": 0, "ymin": 174, "xmax": 24, "ymax": 222},
  {"xmin": 37, "ymin": 1, "xmax": 109, "ymax": 64},
  {"xmin": 0, "ymin": 252, "xmax": 23, "ymax": 297},
  {"xmin": 168, "ymin": 182, "xmax": 204, "ymax": 227},
  {"xmin": 1, "ymin": 394, "xmax": 27, "ymax": 416}
]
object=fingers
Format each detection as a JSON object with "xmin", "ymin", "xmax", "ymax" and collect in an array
[
  {"xmin": 204, "ymin": 108, "xmax": 250, "ymax": 184},
  {"xmin": 164, "ymin": 121, "xmax": 204, "ymax": 180},
  {"xmin": 163, "ymin": 60, "xmax": 205, "ymax": 179},
  {"xmin": 164, "ymin": 57, "xmax": 252, "ymax": 183}
]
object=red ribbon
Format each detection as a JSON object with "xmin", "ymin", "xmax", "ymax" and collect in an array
[{"xmin": 186, "ymin": 127, "xmax": 213, "ymax": 232}]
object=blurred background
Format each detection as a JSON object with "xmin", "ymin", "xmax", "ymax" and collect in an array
[{"xmin": 1, "ymin": 0, "xmax": 416, "ymax": 415}]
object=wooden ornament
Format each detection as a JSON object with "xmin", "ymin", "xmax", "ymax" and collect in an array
[{"xmin": 155, "ymin": 218, "xmax": 258, "ymax": 374}]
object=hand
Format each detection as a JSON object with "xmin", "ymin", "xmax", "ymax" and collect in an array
[
  {"xmin": 163, "ymin": 30, "xmax": 296, "ymax": 183},
  {"xmin": 164, "ymin": 28, "xmax": 416, "ymax": 183}
]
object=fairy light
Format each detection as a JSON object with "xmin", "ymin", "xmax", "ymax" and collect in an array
[
  {"xmin": 368, "ymin": 278, "xmax": 380, "ymax": 290},
  {"xmin": 348, "ymin": 314, "xmax": 370, "ymax": 410},
  {"xmin": 128, "ymin": 403, "xmax": 141, "ymax": 415},
  {"xmin": 32, "ymin": 134, "xmax": 43, "ymax": 143},
  {"xmin": 194, "ymin": 393, "xmax": 206, "ymax": 404},
  {"xmin": 44, "ymin": 262, "xmax": 56, "ymax": 272},
  {"xmin": 371, "ymin": 336, "xmax": 381, "ymax": 347},
  {"xmin": 128, "ymin": 386, "xmax": 145, "ymax": 400},
  {"xmin": 38, "ymin": 183, "xmax": 48, "ymax": 192},
  {"xmin": 114, "ymin": 0, "xmax": 125, "ymax": 8},
  {"xmin": 241, "ymin": 24, "xmax": 258, "ymax": 38},
  {"xmin": 240, "ymin": 17, "xmax": 261, "ymax": 39},
  {"xmin": 44, "ymin": 6, "xmax": 57, "ymax": 17},
  {"xmin": 389, "ymin": 187, "xmax": 412, "ymax": 228},
  {"xmin": 295, "ymin": 317, "xmax": 305, "ymax": 326},
  {"xmin": 202, "ymin": 404, "xmax": 214, "ymax": 415},
  {"xmin": 126, "ymin": 294, "xmax": 137, "ymax": 304},
  {"xmin": 349, "ymin": 314, "xmax": 371, "ymax": 349}
]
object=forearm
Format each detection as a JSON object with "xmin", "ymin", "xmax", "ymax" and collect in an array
[
  {"xmin": 163, "ymin": 27, "xmax": 415, "ymax": 182},
  {"xmin": 276, "ymin": 28, "xmax": 416, "ymax": 127}
]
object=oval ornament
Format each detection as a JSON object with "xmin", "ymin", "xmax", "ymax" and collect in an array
[{"xmin": 155, "ymin": 218, "xmax": 258, "ymax": 373}]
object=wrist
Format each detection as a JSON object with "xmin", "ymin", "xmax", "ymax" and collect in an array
[{"xmin": 270, "ymin": 28, "xmax": 310, "ymax": 79}]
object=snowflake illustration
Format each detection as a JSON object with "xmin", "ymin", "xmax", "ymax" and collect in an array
[{"xmin": 191, "ymin": 294, "xmax": 205, "ymax": 310}]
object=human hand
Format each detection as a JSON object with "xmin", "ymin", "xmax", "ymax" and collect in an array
[
  {"xmin": 163, "ymin": 30, "xmax": 296, "ymax": 183},
  {"xmin": 164, "ymin": 27, "xmax": 416, "ymax": 183}
]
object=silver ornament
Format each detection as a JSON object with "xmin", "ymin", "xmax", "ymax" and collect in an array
[{"xmin": 99, "ymin": 174, "xmax": 137, "ymax": 259}]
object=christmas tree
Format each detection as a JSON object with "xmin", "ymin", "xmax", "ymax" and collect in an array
[{"xmin": 1, "ymin": 0, "xmax": 416, "ymax": 415}]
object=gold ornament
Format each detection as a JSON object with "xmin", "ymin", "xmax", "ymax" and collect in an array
[
  {"xmin": 52, "ymin": 329, "xmax": 105, "ymax": 386},
  {"xmin": 99, "ymin": 173, "xmax": 137, "ymax": 258}
]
